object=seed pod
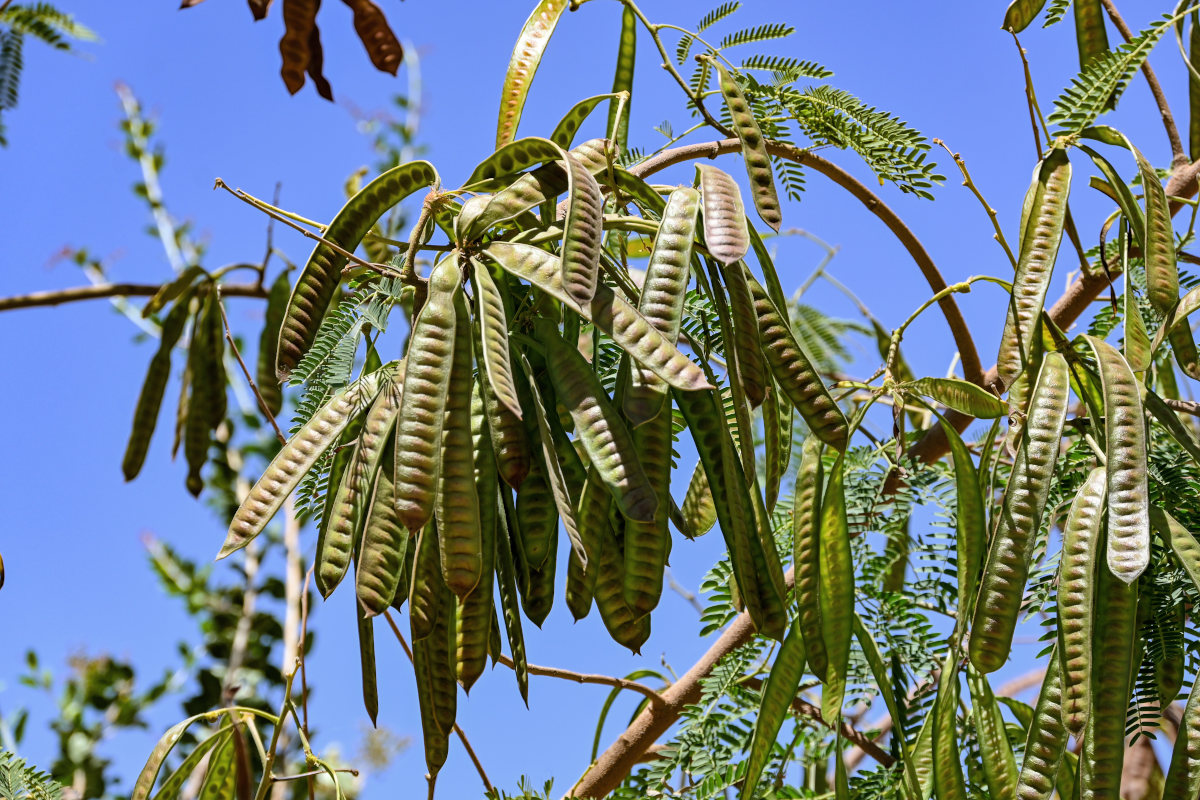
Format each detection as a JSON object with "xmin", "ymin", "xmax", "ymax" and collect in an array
[
  {"xmin": 435, "ymin": 288, "xmax": 484, "ymax": 598},
  {"xmin": 318, "ymin": 364, "xmax": 404, "ymax": 597},
  {"xmin": 279, "ymin": 0, "xmax": 318, "ymax": 94},
  {"xmin": 481, "ymin": 242, "xmax": 712, "ymax": 392},
  {"xmin": 1164, "ymin": 672, "xmax": 1200, "ymax": 800},
  {"xmin": 997, "ymin": 148, "xmax": 1070, "ymax": 389},
  {"xmin": 967, "ymin": 665, "xmax": 1020, "ymax": 800},
  {"xmin": 792, "ymin": 437, "xmax": 827, "ymax": 680},
  {"xmin": 932, "ymin": 653, "xmax": 967, "ymax": 800},
  {"xmin": 714, "ymin": 63, "xmax": 781, "ymax": 231},
  {"xmin": 412, "ymin": 576, "xmax": 457, "ymax": 778},
  {"xmin": 256, "ymin": 271, "xmax": 291, "ymax": 418},
  {"xmin": 1015, "ymin": 651, "xmax": 1067, "ymax": 800},
  {"xmin": 550, "ymin": 93, "xmax": 619, "ymax": 150},
  {"xmin": 1079, "ymin": 558, "xmax": 1138, "ymax": 798},
  {"xmin": 695, "ymin": 163, "xmax": 749, "ymax": 265},
  {"xmin": 495, "ymin": 0, "xmax": 568, "ymax": 147},
  {"xmin": 356, "ymin": 442, "xmax": 410, "ymax": 616},
  {"xmin": 123, "ymin": 295, "xmax": 195, "ymax": 481},
  {"xmin": 622, "ymin": 404, "xmax": 672, "ymax": 616},
  {"xmin": 905, "ymin": 377, "xmax": 1005, "ymax": 419},
  {"xmin": 149, "ymin": 729, "xmax": 230, "ymax": 800},
  {"xmin": 355, "ymin": 598, "xmax": 379, "ymax": 725},
  {"xmin": 1073, "ymin": 0, "xmax": 1109, "ymax": 67},
  {"xmin": 408, "ymin": 522, "xmax": 443, "ymax": 642},
  {"xmin": 681, "ymin": 461, "xmax": 717, "ymax": 536},
  {"xmin": 184, "ymin": 293, "xmax": 227, "ymax": 497},
  {"xmin": 1085, "ymin": 336, "xmax": 1150, "ymax": 583},
  {"xmin": 516, "ymin": 456, "xmax": 557, "ymax": 572},
  {"xmin": 932, "ymin": 416, "xmax": 986, "ymax": 634},
  {"xmin": 745, "ymin": 269, "xmax": 848, "ymax": 450},
  {"xmin": 818, "ymin": 456, "xmax": 852, "ymax": 719},
  {"xmin": 197, "ymin": 732, "xmax": 236, "ymax": 800},
  {"xmin": 724, "ymin": 260, "xmax": 767, "ymax": 409},
  {"xmin": 1123, "ymin": 271, "xmax": 1152, "ymax": 373},
  {"xmin": 520, "ymin": 547, "xmax": 556, "ymax": 628},
  {"xmin": 970, "ymin": 352, "xmax": 1068, "ymax": 673},
  {"xmin": 592, "ymin": 509, "xmax": 651, "ymax": 653},
  {"xmin": 395, "ymin": 256, "xmax": 459, "ymax": 533},
  {"xmin": 762, "ymin": 385, "xmax": 787, "ymax": 512},
  {"xmin": 1003, "ymin": 0, "xmax": 1048, "ymax": 31},
  {"xmin": 624, "ymin": 187, "xmax": 700, "ymax": 426},
  {"xmin": 343, "ymin": 0, "xmax": 402, "ymax": 76},
  {"xmin": 456, "ymin": 386, "xmax": 497, "ymax": 692},
  {"xmin": 560, "ymin": 151, "xmax": 603, "ymax": 305},
  {"xmin": 542, "ymin": 330, "xmax": 657, "ymax": 524},
  {"xmin": 568, "ymin": 467, "xmax": 611, "ymax": 620},
  {"xmin": 1057, "ymin": 466, "xmax": 1105, "ymax": 737},
  {"xmin": 460, "ymin": 139, "xmax": 614, "ymax": 241},
  {"xmin": 277, "ymin": 160, "xmax": 437, "ymax": 378},
  {"xmin": 742, "ymin": 622, "xmax": 805, "ymax": 798},
  {"xmin": 496, "ymin": 487, "xmax": 530, "ymax": 703},
  {"xmin": 221, "ymin": 372, "xmax": 379, "ymax": 558},
  {"xmin": 471, "ymin": 259, "xmax": 522, "ymax": 418}
]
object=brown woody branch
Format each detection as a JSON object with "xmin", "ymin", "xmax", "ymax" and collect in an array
[
  {"xmin": 0, "ymin": 282, "xmax": 267, "ymax": 312},
  {"xmin": 630, "ymin": 139, "xmax": 987, "ymax": 388}
]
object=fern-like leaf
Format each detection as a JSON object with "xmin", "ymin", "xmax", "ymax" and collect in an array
[
  {"xmin": 1043, "ymin": 0, "xmax": 1070, "ymax": 27},
  {"xmin": 0, "ymin": 31, "xmax": 23, "ymax": 111},
  {"xmin": 741, "ymin": 54, "xmax": 832, "ymax": 80},
  {"xmin": 0, "ymin": 751, "xmax": 65, "ymax": 800},
  {"xmin": 718, "ymin": 22, "xmax": 794, "ymax": 50}
]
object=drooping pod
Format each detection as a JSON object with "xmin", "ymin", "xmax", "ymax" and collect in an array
[
  {"xmin": 681, "ymin": 461, "xmax": 717, "ymax": 536},
  {"xmin": 411, "ymin": 574, "xmax": 458, "ymax": 779},
  {"xmin": 394, "ymin": 256, "xmax": 459, "ymax": 533},
  {"xmin": 183, "ymin": 292, "xmax": 227, "ymax": 497},
  {"xmin": 996, "ymin": 148, "xmax": 1070, "ymax": 389},
  {"xmin": 932, "ymin": 416, "xmax": 986, "ymax": 634},
  {"xmin": 278, "ymin": 0, "xmax": 318, "ymax": 94},
  {"xmin": 624, "ymin": 187, "xmax": 700, "ymax": 426},
  {"xmin": 818, "ymin": 456, "xmax": 853, "ymax": 719},
  {"xmin": 470, "ymin": 258, "xmax": 522, "ymax": 418},
  {"xmin": 1003, "ymin": 0, "xmax": 1048, "ymax": 31},
  {"xmin": 592, "ymin": 509, "xmax": 651, "ymax": 653},
  {"xmin": 724, "ymin": 260, "xmax": 767, "ymax": 409},
  {"xmin": 542, "ymin": 329, "xmax": 657, "ymax": 524},
  {"xmin": 1015, "ymin": 651, "xmax": 1068, "ymax": 800},
  {"xmin": 495, "ymin": 0, "xmax": 569, "ymax": 147},
  {"xmin": 317, "ymin": 362, "xmax": 404, "ymax": 597},
  {"xmin": 741, "ymin": 622, "xmax": 805, "ymax": 799},
  {"xmin": 480, "ymin": 242, "xmax": 712, "ymax": 392},
  {"xmin": 932, "ymin": 653, "xmax": 967, "ymax": 800},
  {"xmin": 560, "ymin": 151, "xmax": 604, "ymax": 305},
  {"xmin": 474, "ymin": 288, "xmax": 532, "ymax": 489},
  {"xmin": 355, "ymin": 598, "xmax": 379, "ymax": 725},
  {"xmin": 495, "ymin": 488, "xmax": 530, "ymax": 704},
  {"xmin": 695, "ymin": 163, "xmax": 749, "ymax": 265},
  {"xmin": 516, "ymin": 456, "xmax": 557, "ymax": 571},
  {"xmin": 408, "ymin": 521, "xmax": 443, "ymax": 642},
  {"xmin": 256, "ymin": 270, "xmax": 291, "ymax": 418},
  {"xmin": 622, "ymin": 403, "xmax": 673, "ymax": 617},
  {"xmin": 792, "ymin": 437, "xmax": 827, "ymax": 679},
  {"xmin": 967, "ymin": 665, "xmax": 1020, "ymax": 800},
  {"xmin": 434, "ymin": 287, "xmax": 484, "ymax": 598},
  {"xmin": 714, "ymin": 62, "xmax": 782, "ymax": 231},
  {"xmin": 970, "ymin": 352, "xmax": 1069, "ymax": 673},
  {"xmin": 568, "ymin": 466, "xmax": 611, "ymax": 620},
  {"xmin": 547, "ymin": 93, "xmax": 620, "ymax": 150},
  {"xmin": 123, "ymin": 295, "xmax": 195, "ymax": 481},
  {"xmin": 1072, "ymin": 0, "xmax": 1109, "ymax": 67},
  {"xmin": 1085, "ymin": 336, "xmax": 1150, "ymax": 583},
  {"xmin": 1056, "ymin": 466, "xmax": 1105, "ymax": 736},
  {"xmin": 276, "ymin": 160, "xmax": 437, "ymax": 378},
  {"xmin": 455, "ymin": 385, "xmax": 497, "ymax": 692},
  {"xmin": 744, "ymin": 268, "xmax": 848, "ymax": 450},
  {"xmin": 355, "ymin": 440, "xmax": 410, "ymax": 616}
]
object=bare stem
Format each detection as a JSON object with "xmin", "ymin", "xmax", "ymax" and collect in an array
[
  {"xmin": 0, "ymin": 281, "xmax": 267, "ymax": 312},
  {"xmin": 214, "ymin": 287, "xmax": 287, "ymax": 444},
  {"xmin": 934, "ymin": 139, "xmax": 1018, "ymax": 270},
  {"xmin": 493, "ymin": 653, "xmax": 666, "ymax": 705}
]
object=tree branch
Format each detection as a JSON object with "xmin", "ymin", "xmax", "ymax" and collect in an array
[
  {"xmin": 1100, "ymin": 0, "xmax": 1187, "ymax": 166},
  {"xmin": 493, "ymin": 654, "xmax": 666, "ymax": 706},
  {"xmin": 0, "ymin": 282, "xmax": 267, "ymax": 312},
  {"xmin": 629, "ymin": 139, "xmax": 986, "ymax": 387}
]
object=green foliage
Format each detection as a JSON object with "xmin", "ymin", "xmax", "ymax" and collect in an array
[{"xmin": 0, "ymin": 751, "xmax": 64, "ymax": 800}]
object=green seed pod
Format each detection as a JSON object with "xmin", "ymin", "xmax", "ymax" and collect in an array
[
  {"xmin": 695, "ymin": 163, "xmax": 749, "ymax": 265},
  {"xmin": 520, "ymin": 548, "xmax": 556, "ymax": 628},
  {"xmin": 123, "ymin": 295, "xmax": 195, "ymax": 482},
  {"xmin": 567, "ymin": 466, "xmax": 611, "ymax": 621},
  {"xmin": 549, "ymin": 93, "xmax": 620, "ymax": 150},
  {"xmin": 1085, "ymin": 336, "xmax": 1150, "ymax": 583},
  {"xmin": 1057, "ymin": 466, "xmax": 1105, "ymax": 737},
  {"xmin": 1073, "ymin": 0, "xmax": 1109, "ymax": 67},
  {"xmin": 435, "ymin": 287, "xmax": 484, "ymax": 598},
  {"xmin": 741, "ymin": 622, "xmax": 805, "ymax": 798},
  {"xmin": 792, "ymin": 437, "xmax": 827, "ymax": 680},
  {"xmin": 495, "ymin": 0, "xmax": 569, "ymax": 147},
  {"xmin": 356, "ymin": 441, "xmax": 410, "ymax": 616},
  {"xmin": 455, "ymin": 385, "xmax": 497, "ymax": 692},
  {"xmin": 408, "ymin": 521, "xmax": 443, "ymax": 642},
  {"xmin": 471, "ymin": 258, "xmax": 522, "ymax": 419},
  {"xmin": 184, "ymin": 292, "xmax": 226, "ymax": 497},
  {"xmin": 560, "ymin": 151, "xmax": 604, "ymax": 305},
  {"xmin": 724, "ymin": 260, "xmax": 767, "ymax": 409},
  {"xmin": 681, "ymin": 461, "xmax": 717, "ymax": 536},
  {"xmin": 277, "ymin": 161, "xmax": 437, "ymax": 378},
  {"xmin": 1003, "ymin": 0, "xmax": 1048, "ymax": 32},
  {"xmin": 496, "ymin": 487, "xmax": 530, "ymax": 704},
  {"xmin": 256, "ymin": 270, "xmax": 291, "ymax": 418},
  {"xmin": 412, "ymin": 576, "xmax": 457, "ymax": 778},
  {"xmin": 967, "ymin": 665, "xmax": 1020, "ymax": 800},
  {"xmin": 516, "ymin": 456, "xmax": 557, "ymax": 571},
  {"xmin": 745, "ymin": 268, "xmax": 848, "ymax": 450},
  {"xmin": 196, "ymin": 732, "xmax": 236, "ymax": 800},
  {"xmin": 148, "ymin": 729, "xmax": 230, "ymax": 800},
  {"xmin": 395, "ymin": 256, "xmax": 460, "ymax": 533},
  {"xmin": 714, "ymin": 62, "xmax": 781, "ymax": 231},
  {"xmin": 624, "ymin": 187, "xmax": 700, "ymax": 426},
  {"xmin": 818, "ymin": 456, "xmax": 853, "ymax": 719},
  {"xmin": 996, "ymin": 148, "xmax": 1070, "ymax": 389},
  {"xmin": 592, "ymin": 509, "xmax": 651, "ymax": 653},
  {"xmin": 1015, "ymin": 650, "xmax": 1067, "ymax": 800},
  {"xmin": 932, "ymin": 654, "xmax": 967, "ymax": 800},
  {"xmin": 356, "ymin": 599, "xmax": 379, "ymax": 725},
  {"xmin": 970, "ymin": 352, "xmax": 1068, "ymax": 673},
  {"xmin": 622, "ymin": 404, "xmax": 673, "ymax": 616}
]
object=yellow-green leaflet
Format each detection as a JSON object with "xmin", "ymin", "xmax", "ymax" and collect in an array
[
  {"xmin": 819, "ymin": 456, "xmax": 852, "ymax": 722},
  {"xmin": 220, "ymin": 372, "xmax": 381, "ymax": 558},
  {"xmin": 1085, "ymin": 336, "xmax": 1149, "ymax": 583},
  {"xmin": 932, "ymin": 652, "xmax": 966, "ymax": 800},
  {"xmin": 606, "ymin": 6, "xmax": 635, "ymax": 151},
  {"xmin": 740, "ymin": 622, "xmax": 805, "ymax": 799},
  {"xmin": 480, "ymin": 242, "xmax": 712, "ymax": 392},
  {"xmin": 967, "ymin": 665, "xmax": 1019, "ymax": 800},
  {"xmin": 714, "ymin": 62, "xmax": 781, "ymax": 231},
  {"xmin": 1057, "ymin": 466, "xmax": 1105, "ymax": 737},
  {"xmin": 681, "ymin": 461, "xmax": 717, "ymax": 536},
  {"xmin": 495, "ymin": 0, "xmax": 568, "ymax": 148},
  {"xmin": 276, "ymin": 160, "xmax": 437, "ymax": 378},
  {"xmin": 997, "ymin": 147, "xmax": 1070, "ymax": 389},
  {"xmin": 696, "ymin": 163, "xmax": 749, "ymax": 265},
  {"xmin": 970, "ymin": 352, "xmax": 1069, "ymax": 673},
  {"xmin": 793, "ymin": 437, "xmax": 827, "ymax": 680},
  {"xmin": 1003, "ymin": 0, "xmax": 1047, "ymax": 31},
  {"xmin": 904, "ymin": 377, "xmax": 1005, "ymax": 418},
  {"xmin": 1016, "ymin": 651, "xmax": 1068, "ymax": 800},
  {"xmin": 624, "ymin": 186, "xmax": 700, "ymax": 426}
]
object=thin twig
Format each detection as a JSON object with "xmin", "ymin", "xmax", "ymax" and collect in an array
[
  {"xmin": 214, "ymin": 287, "xmax": 287, "ymax": 444},
  {"xmin": 1009, "ymin": 31, "xmax": 1047, "ymax": 157},
  {"xmin": 299, "ymin": 566, "xmax": 315, "ymax": 800},
  {"xmin": 1100, "ymin": 0, "xmax": 1187, "ymax": 166},
  {"xmin": 0, "ymin": 281, "xmax": 267, "ymax": 312},
  {"xmin": 630, "ymin": 138, "xmax": 987, "ymax": 387},
  {"xmin": 381, "ymin": 610, "xmax": 494, "ymax": 794},
  {"xmin": 934, "ymin": 139, "xmax": 1018, "ymax": 270},
  {"xmin": 493, "ymin": 653, "xmax": 666, "ymax": 706}
]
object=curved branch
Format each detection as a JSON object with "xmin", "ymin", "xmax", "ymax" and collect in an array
[
  {"xmin": 630, "ymin": 139, "xmax": 986, "ymax": 387},
  {"xmin": 0, "ymin": 282, "xmax": 268, "ymax": 312},
  {"xmin": 493, "ymin": 654, "xmax": 666, "ymax": 706}
]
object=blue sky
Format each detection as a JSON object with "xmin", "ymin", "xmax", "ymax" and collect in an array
[{"xmin": 0, "ymin": 0, "xmax": 1186, "ymax": 796}]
